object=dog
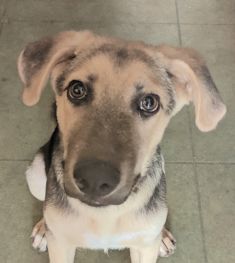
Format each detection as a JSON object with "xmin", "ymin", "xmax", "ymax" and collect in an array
[{"xmin": 17, "ymin": 30, "xmax": 226, "ymax": 263}]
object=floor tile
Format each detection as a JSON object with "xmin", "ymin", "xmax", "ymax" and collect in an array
[
  {"xmin": 0, "ymin": 161, "xmax": 48, "ymax": 263},
  {"xmin": 196, "ymin": 164, "xmax": 235, "ymax": 263},
  {"xmin": 74, "ymin": 22, "xmax": 179, "ymax": 46},
  {"xmin": 6, "ymin": 0, "xmax": 177, "ymax": 23},
  {"xmin": 0, "ymin": 21, "xmax": 179, "ymax": 160},
  {"xmin": 0, "ymin": 0, "xmax": 6, "ymax": 17},
  {"xmin": 181, "ymin": 25, "xmax": 235, "ymax": 162},
  {"xmin": 161, "ymin": 108, "xmax": 193, "ymax": 162},
  {"xmin": 159, "ymin": 163, "xmax": 205, "ymax": 263},
  {"xmin": 177, "ymin": 0, "xmax": 235, "ymax": 24},
  {"xmin": 75, "ymin": 249, "xmax": 130, "ymax": 263}
]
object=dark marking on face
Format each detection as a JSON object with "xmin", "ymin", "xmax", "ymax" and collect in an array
[
  {"xmin": 144, "ymin": 172, "xmax": 166, "ymax": 212},
  {"xmin": 46, "ymin": 166, "xmax": 69, "ymax": 209},
  {"xmin": 135, "ymin": 83, "xmax": 144, "ymax": 92},
  {"xmin": 166, "ymin": 70, "xmax": 174, "ymax": 79},
  {"xmin": 42, "ymin": 128, "xmax": 70, "ymax": 210},
  {"xmin": 165, "ymin": 88, "xmax": 176, "ymax": 114},
  {"xmin": 55, "ymin": 73, "xmax": 66, "ymax": 95},
  {"xmin": 115, "ymin": 48, "xmax": 129, "ymax": 66},
  {"xmin": 162, "ymin": 69, "xmax": 176, "ymax": 115},
  {"xmin": 137, "ymin": 146, "xmax": 167, "ymax": 213},
  {"xmin": 40, "ymin": 127, "xmax": 59, "ymax": 175},
  {"xmin": 87, "ymin": 74, "xmax": 98, "ymax": 83},
  {"xmin": 23, "ymin": 37, "xmax": 53, "ymax": 85},
  {"xmin": 71, "ymin": 44, "xmax": 157, "ymax": 72}
]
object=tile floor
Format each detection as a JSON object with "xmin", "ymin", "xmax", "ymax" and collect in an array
[{"xmin": 0, "ymin": 1, "xmax": 234, "ymax": 262}]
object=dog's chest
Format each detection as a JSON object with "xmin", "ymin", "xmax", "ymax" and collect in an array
[
  {"xmin": 82, "ymin": 222, "xmax": 159, "ymax": 250},
  {"xmin": 45, "ymin": 207, "xmax": 165, "ymax": 250}
]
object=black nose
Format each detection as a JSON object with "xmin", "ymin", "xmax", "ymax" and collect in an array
[{"xmin": 74, "ymin": 160, "xmax": 120, "ymax": 198}]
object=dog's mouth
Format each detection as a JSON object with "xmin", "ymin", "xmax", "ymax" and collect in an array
[{"xmin": 64, "ymin": 173, "xmax": 141, "ymax": 207}]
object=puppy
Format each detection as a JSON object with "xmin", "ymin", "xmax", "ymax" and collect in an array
[{"xmin": 18, "ymin": 31, "xmax": 226, "ymax": 263}]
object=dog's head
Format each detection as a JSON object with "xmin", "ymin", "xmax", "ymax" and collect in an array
[{"xmin": 18, "ymin": 31, "xmax": 226, "ymax": 206}]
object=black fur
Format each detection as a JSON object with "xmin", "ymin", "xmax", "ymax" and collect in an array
[
  {"xmin": 144, "ymin": 173, "xmax": 166, "ymax": 212},
  {"xmin": 40, "ymin": 127, "xmax": 59, "ymax": 175},
  {"xmin": 40, "ymin": 127, "xmax": 70, "ymax": 209}
]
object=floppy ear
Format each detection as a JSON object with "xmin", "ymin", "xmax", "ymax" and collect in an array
[
  {"xmin": 17, "ymin": 30, "xmax": 93, "ymax": 106},
  {"xmin": 158, "ymin": 45, "xmax": 226, "ymax": 132}
]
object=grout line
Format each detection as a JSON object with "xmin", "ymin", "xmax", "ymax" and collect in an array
[
  {"xmin": 165, "ymin": 161, "xmax": 235, "ymax": 165},
  {"xmin": 2, "ymin": 18, "xmax": 235, "ymax": 27},
  {"xmin": 187, "ymin": 110, "xmax": 208, "ymax": 263},
  {"xmin": 0, "ymin": 159, "xmax": 31, "ymax": 162},
  {"xmin": 0, "ymin": 0, "xmax": 7, "ymax": 35},
  {"xmin": 178, "ymin": 23, "xmax": 235, "ymax": 26},
  {"xmin": 0, "ymin": 159, "xmax": 235, "ymax": 164},
  {"xmin": 4, "ymin": 19, "xmax": 179, "ymax": 25},
  {"xmin": 175, "ymin": 0, "xmax": 182, "ymax": 46},
  {"xmin": 3, "ymin": 18, "xmax": 235, "ymax": 26}
]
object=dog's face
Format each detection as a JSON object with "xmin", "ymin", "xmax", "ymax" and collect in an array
[{"xmin": 18, "ymin": 31, "xmax": 226, "ymax": 206}]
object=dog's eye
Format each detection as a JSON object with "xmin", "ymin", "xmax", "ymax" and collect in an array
[
  {"xmin": 138, "ymin": 94, "xmax": 160, "ymax": 115},
  {"xmin": 67, "ymin": 80, "xmax": 87, "ymax": 101}
]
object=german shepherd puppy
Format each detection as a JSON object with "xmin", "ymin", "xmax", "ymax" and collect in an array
[{"xmin": 17, "ymin": 31, "xmax": 226, "ymax": 263}]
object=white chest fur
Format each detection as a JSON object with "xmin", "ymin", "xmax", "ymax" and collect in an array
[
  {"xmin": 83, "ymin": 226, "xmax": 162, "ymax": 250},
  {"xmin": 44, "ymin": 203, "xmax": 167, "ymax": 251}
]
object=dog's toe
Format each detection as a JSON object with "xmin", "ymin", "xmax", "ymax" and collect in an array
[
  {"xmin": 31, "ymin": 218, "xmax": 47, "ymax": 252},
  {"xmin": 159, "ymin": 228, "xmax": 176, "ymax": 257}
]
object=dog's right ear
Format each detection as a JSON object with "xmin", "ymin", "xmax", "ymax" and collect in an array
[{"xmin": 17, "ymin": 30, "xmax": 92, "ymax": 106}]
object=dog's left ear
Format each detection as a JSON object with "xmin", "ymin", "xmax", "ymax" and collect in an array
[
  {"xmin": 17, "ymin": 30, "xmax": 93, "ymax": 106},
  {"xmin": 158, "ymin": 45, "xmax": 226, "ymax": 132}
]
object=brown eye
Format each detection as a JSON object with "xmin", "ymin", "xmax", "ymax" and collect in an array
[
  {"xmin": 67, "ymin": 80, "xmax": 87, "ymax": 100},
  {"xmin": 139, "ymin": 94, "xmax": 160, "ymax": 114}
]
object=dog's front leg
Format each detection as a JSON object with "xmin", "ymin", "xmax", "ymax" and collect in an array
[
  {"xmin": 130, "ymin": 237, "xmax": 161, "ymax": 263},
  {"xmin": 46, "ymin": 233, "xmax": 76, "ymax": 263}
]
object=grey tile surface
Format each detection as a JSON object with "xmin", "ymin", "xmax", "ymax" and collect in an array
[
  {"xmin": 160, "ymin": 164, "xmax": 205, "ymax": 263},
  {"xmin": 6, "ymin": 0, "xmax": 177, "ymax": 23},
  {"xmin": 181, "ymin": 25, "xmax": 235, "ymax": 162},
  {"xmin": 161, "ymin": 108, "xmax": 193, "ymax": 162},
  {"xmin": 197, "ymin": 164, "xmax": 235, "ymax": 263},
  {"xmin": 177, "ymin": 0, "xmax": 235, "ymax": 24},
  {"xmin": 0, "ymin": 0, "xmax": 6, "ymax": 18},
  {"xmin": 0, "ymin": 161, "xmax": 47, "ymax": 263}
]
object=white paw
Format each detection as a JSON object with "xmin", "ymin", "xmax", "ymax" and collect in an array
[
  {"xmin": 26, "ymin": 153, "xmax": 47, "ymax": 201},
  {"xmin": 159, "ymin": 228, "xmax": 176, "ymax": 257},
  {"xmin": 31, "ymin": 219, "xmax": 47, "ymax": 252}
]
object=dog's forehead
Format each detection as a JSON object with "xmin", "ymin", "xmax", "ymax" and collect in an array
[{"xmin": 54, "ymin": 40, "xmax": 167, "ymax": 94}]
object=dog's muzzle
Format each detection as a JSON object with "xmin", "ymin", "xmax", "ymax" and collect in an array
[{"xmin": 73, "ymin": 160, "xmax": 121, "ymax": 205}]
